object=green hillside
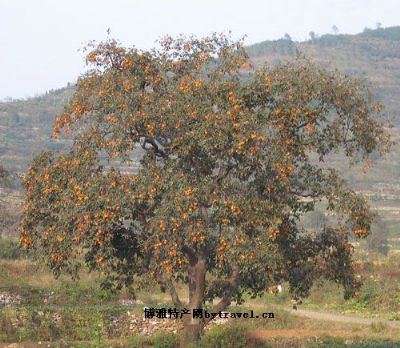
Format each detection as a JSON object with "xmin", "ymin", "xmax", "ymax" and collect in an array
[
  {"xmin": 247, "ymin": 26, "xmax": 400, "ymax": 126},
  {"xmin": 0, "ymin": 85, "xmax": 74, "ymax": 171}
]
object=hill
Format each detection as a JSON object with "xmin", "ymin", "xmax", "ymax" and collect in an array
[
  {"xmin": 0, "ymin": 27, "xmax": 399, "ymax": 213},
  {"xmin": 0, "ymin": 85, "xmax": 74, "ymax": 171},
  {"xmin": 247, "ymin": 26, "xmax": 400, "ymax": 127}
]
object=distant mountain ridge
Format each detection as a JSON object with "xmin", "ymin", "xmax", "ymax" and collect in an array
[
  {"xmin": 1, "ymin": 26, "xmax": 400, "ymax": 173},
  {"xmin": 246, "ymin": 26, "xmax": 400, "ymax": 126}
]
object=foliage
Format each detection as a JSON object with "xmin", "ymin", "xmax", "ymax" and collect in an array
[
  {"xmin": 0, "ymin": 238, "xmax": 29, "ymax": 259},
  {"xmin": 199, "ymin": 325, "xmax": 248, "ymax": 347},
  {"xmin": 20, "ymin": 33, "xmax": 390, "ymax": 344},
  {"xmin": 361, "ymin": 26, "xmax": 400, "ymax": 41},
  {"xmin": 152, "ymin": 332, "xmax": 178, "ymax": 348},
  {"xmin": 0, "ymin": 163, "xmax": 19, "ymax": 189}
]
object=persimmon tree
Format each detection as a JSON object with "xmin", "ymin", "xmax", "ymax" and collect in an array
[{"xmin": 20, "ymin": 34, "xmax": 390, "ymax": 345}]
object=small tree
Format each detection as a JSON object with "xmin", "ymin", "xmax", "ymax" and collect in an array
[
  {"xmin": 20, "ymin": 34, "xmax": 390, "ymax": 346},
  {"xmin": 309, "ymin": 31, "xmax": 317, "ymax": 42},
  {"xmin": 283, "ymin": 33, "xmax": 292, "ymax": 41}
]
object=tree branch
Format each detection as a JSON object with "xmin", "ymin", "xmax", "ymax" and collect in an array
[
  {"xmin": 165, "ymin": 278, "xmax": 184, "ymax": 308},
  {"xmin": 191, "ymin": 250, "xmax": 206, "ymax": 309},
  {"xmin": 202, "ymin": 163, "xmax": 233, "ymax": 207},
  {"xmin": 203, "ymin": 264, "xmax": 240, "ymax": 327},
  {"xmin": 290, "ymin": 190, "xmax": 319, "ymax": 198},
  {"xmin": 141, "ymin": 137, "xmax": 169, "ymax": 158},
  {"xmin": 182, "ymin": 245, "xmax": 197, "ymax": 264}
]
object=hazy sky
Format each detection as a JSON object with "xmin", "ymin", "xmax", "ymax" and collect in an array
[{"xmin": 1, "ymin": 0, "xmax": 398, "ymax": 100}]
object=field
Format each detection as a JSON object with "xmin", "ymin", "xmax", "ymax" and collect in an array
[{"xmin": 0, "ymin": 237, "xmax": 400, "ymax": 347}]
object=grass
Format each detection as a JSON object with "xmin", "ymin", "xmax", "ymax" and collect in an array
[
  {"xmin": 242, "ymin": 252, "xmax": 400, "ymax": 321},
  {"xmin": 0, "ymin": 238, "xmax": 29, "ymax": 259},
  {"xmin": 1, "ymin": 241, "xmax": 400, "ymax": 346}
]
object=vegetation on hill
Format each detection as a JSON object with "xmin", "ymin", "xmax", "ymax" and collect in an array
[
  {"xmin": 1, "ymin": 27, "xmax": 400, "ymax": 173},
  {"xmin": 247, "ymin": 26, "xmax": 400, "ymax": 125},
  {"xmin": 0, "ymin": 86, "xmax": 74, "ymax": 171}
]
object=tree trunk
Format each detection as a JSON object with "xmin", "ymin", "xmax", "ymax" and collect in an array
[
  {"xmin": 179, "ymin": 251, "xmax": 207, "ymax": 347},
  {"xmin": 180, "ymin": 320, "xmax": 202, "ymax": 347}
]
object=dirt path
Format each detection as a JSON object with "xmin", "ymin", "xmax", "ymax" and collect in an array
[
  {"xmin": 248, "ymin": 329, "xmax": 356, "ymax": 339},
  {"xmin": 288, "ymin": 307, "xmax": 400, "ymax": 329},
  {"xmin": 247, "ymin": 302, "xmax": 400, "ymax": 329},
  {"xmin": 248, "ymin": 307, "xmax": 400, "ymax": 340}
]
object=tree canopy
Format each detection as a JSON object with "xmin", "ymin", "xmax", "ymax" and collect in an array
[{"xmin": 20, "ymin": 34, "xmax": 391, "ymax": 345}]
